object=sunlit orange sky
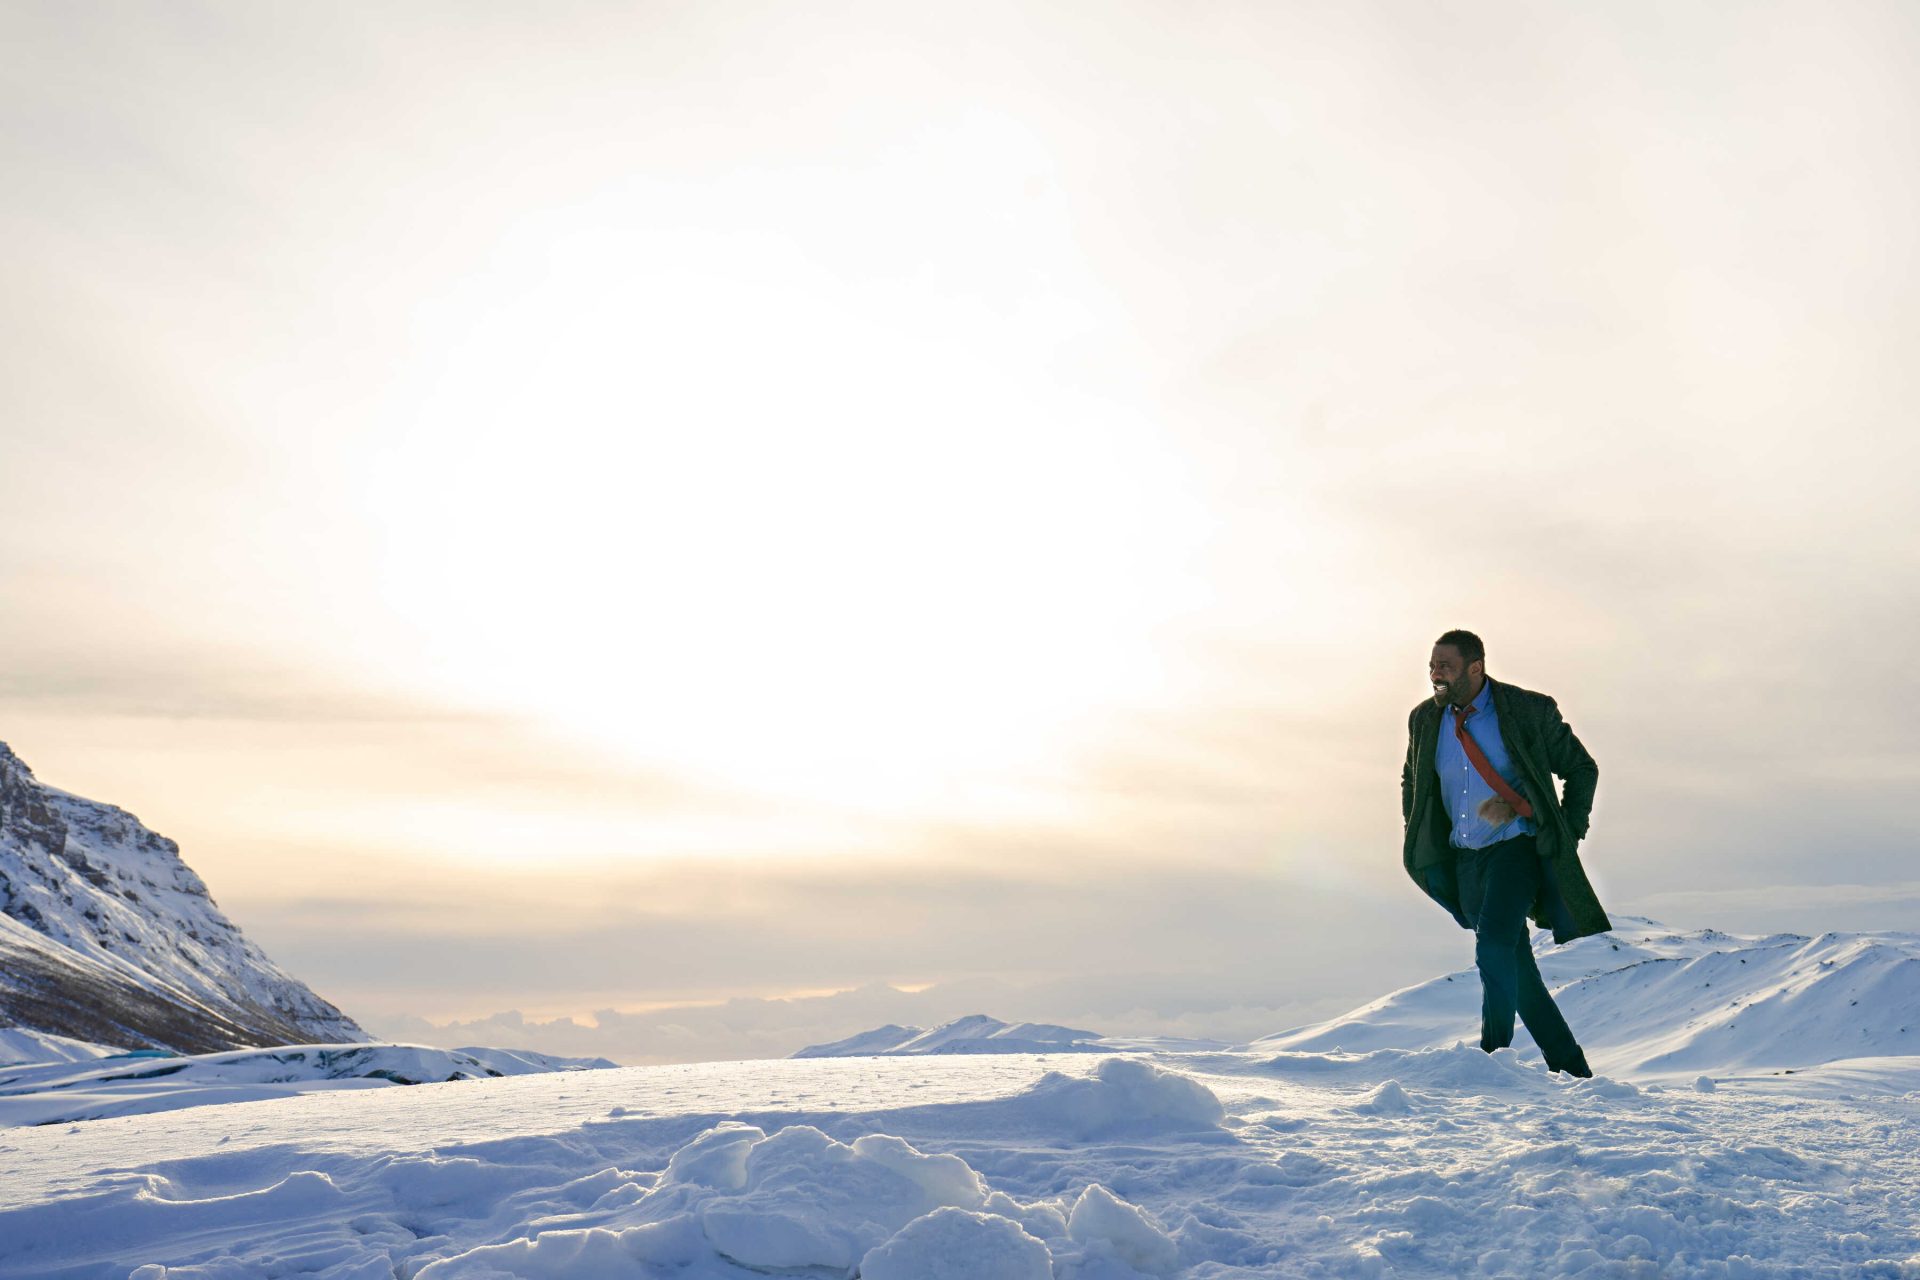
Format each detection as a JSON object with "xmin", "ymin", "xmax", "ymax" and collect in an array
[{"xmin": 3, "ymin": 1, "xmax": 1916, "ymax": 1061}]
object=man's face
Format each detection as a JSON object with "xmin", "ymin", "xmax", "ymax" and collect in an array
[{"xmin": 1429, "ymin": 644, "xmax": 1482, "ymax": 707}]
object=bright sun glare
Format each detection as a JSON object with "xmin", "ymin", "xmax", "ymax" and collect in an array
[{"xmin": 370, "ymin": 192, "xmax": 1210, "ymax": 823}]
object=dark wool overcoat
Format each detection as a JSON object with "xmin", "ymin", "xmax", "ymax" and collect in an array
[{"xmin": 1401, "ymin": 676, "xmax": 1611, "ymax": 944}]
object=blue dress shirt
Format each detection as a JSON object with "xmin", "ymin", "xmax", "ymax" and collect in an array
[{"xmin": 1434, "ymin": 678, "xmax": 1536, "ymax": 849}]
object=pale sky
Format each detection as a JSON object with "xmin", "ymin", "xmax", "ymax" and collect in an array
[{"xmin": 3, "ymin": 1, "xmax": 1916, "ymax": 1061}]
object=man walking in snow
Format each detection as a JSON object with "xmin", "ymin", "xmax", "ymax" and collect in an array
[{"xmin": 1401, "ymin": 629, "xmax": 1609, "ymax": 1077}]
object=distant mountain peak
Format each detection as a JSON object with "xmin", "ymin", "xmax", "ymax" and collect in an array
[
  {"xmin": 793, "ymin": 1014, "xmax": 1109, "ymax": 1058},
  {"xmin": 0, "ymin": 737, "xmax": 367, "ymax": 1053}
]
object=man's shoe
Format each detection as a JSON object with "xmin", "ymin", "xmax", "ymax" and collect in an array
[{"xmin": 1553, "ymin": 1049, "xmax": 1594, "ymax": 1079}]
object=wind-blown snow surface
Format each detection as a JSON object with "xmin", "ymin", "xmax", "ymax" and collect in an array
[{"xmin": 2, "ymin": 922, "xmax": 1918, "ymax": 1278}]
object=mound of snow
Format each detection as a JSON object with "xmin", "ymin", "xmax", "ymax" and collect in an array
[
  {"xmin": 1016, "ymin": 1056, "xmax": 1226, "ymax": 1138},
  {"xmin": 860, "ymin": 1207, "xmax": 1054, "ymax": 1280},
  {"xmin": 1068, "ymin": 1183, "xmax": 1181, "ymax": 1276},
  {"xmin": 408, "ymin": 1112, "xmax": 1178, "ymax": 1280},
  {"xmin": 693, "ymin": 1127, "xmax": 983, "ymax": 1271},
  {"xmin": 1354, "ymin": 1079, "xmax": 1413, "ymax": 1114},
  {"xmin": 794, "ymin": 1013, "xmax": 1108, "ymax": 1058},
  {"xmin": 418, "ymin": 1121, "xmax": 999, "ymax": 1277}
]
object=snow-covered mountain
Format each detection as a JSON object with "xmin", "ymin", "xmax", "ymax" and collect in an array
[
  {"xmin": 793, "ymin": 1014, "xmax": 1109, "ymax": 1058},
  {"xmin": 0, "ymin": 739, "xmax": 366, "ymax": 1053}
]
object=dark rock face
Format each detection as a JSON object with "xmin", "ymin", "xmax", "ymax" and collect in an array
[{"xmin": 0, "ymin": 740, "xmax": 368, "ymax": 1053}]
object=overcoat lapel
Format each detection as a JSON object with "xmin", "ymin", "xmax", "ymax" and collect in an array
[{"xmin": 1411, "ymin": 701, "xmax": 1439, "ymax": 781}]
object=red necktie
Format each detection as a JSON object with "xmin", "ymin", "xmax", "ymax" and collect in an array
[{"xmin": 1454, "ymin": 705, "xmax": 1535, "ymax": 819}]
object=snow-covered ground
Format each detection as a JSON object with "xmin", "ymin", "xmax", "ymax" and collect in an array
[{"xmin": 2, "ymin": 921, "xmax": 1918, "ymax": 1278}]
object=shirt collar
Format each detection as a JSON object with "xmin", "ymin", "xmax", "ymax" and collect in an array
[{"xmin": 1454, "ymin": 676, "xmax": 1493, "ymax": 717}]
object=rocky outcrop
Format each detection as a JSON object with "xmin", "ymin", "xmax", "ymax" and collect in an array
[{"xmin": 0, "ymin": 740, "xmax": 367, "ymax": 1053}]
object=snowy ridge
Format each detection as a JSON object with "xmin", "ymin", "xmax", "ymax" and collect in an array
[
  {"xmin": 0, "ymin": 1026, "xmax": 113, "ymax": 1068},
  {"xmin": 0, "ymin": 739, "xmax": 366, "ymax": 1053},
  {"xmin": 793, "ymin": 1014, "xmax": 1110, "ymax": 1058},
  {"xmin": 0, "ymin": 1039, "xmax": 617, "ymax": 1127},
  {"xmin": 1257, "ymin": 917, "xmax": 1920, "ymax": 1078}
]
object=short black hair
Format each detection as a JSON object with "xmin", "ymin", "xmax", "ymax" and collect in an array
[{"xmin": 1434, "ymin": 629, "xmax": 1485, "ymax": 665}]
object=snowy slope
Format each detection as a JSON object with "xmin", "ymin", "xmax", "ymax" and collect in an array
[
  {"xmin": 0, "ymin": 1026, "xmax": 115, "ymax": 1068},
  {"xmin": 0, "ymin": 740, "xmax": 366, "ymax": 1053},
  {"xmin": 794, "ymin": 1014, "xmax": 1110, "ymax": 1058},
  {"xmin": 1258, "ymin": 917, "xmax": 1920, "ymax": 1078}
]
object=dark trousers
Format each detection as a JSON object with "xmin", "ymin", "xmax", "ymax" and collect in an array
[{"xmin": 1457, "ymin": 835, "xmax": 1581, "ymax": 1068}]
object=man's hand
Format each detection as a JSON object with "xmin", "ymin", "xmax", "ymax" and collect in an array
[{"xmin": 1477, "ymin": 797, "xmax": 1516, "ymax": 825}]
